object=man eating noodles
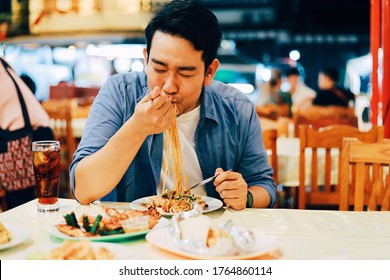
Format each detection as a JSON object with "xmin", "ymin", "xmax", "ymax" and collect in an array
[{"xmin": 70, "ymin": 0, "xmax": 276, "ymax": 210}]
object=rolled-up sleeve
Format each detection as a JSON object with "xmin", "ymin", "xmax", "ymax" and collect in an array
[{"xmin": 69, "ymin": 75, "xmax": 127, "ymax": 199}]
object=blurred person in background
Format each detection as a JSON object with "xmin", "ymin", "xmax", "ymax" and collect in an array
[
  {"xmin": 312, "ymin": 67, "xmax": 355, "ymax": 108},
  {"xmin": 70, "ymin": 0, "xmax": 276, "ymax": 210},
  {"xmin": 256, "ymin": 68, "xmax": 292, "ymax": 118},
  {"xmin": 285, "ymin": 67, "xmax": 316, "ymax": 112},
  {"xmin": 0, "ymin": 57, "xmax": 54, "ymax": 209}
]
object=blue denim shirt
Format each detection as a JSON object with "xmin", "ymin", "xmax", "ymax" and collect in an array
[{"xmin": 70, "ymin": 71, "xmax": 276, "ymax": 207}]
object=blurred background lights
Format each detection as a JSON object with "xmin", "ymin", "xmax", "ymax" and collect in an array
[
  {"xmin": 289, "ymin": 50, "xmax": 300, "ymax": 61},
  {"xmin": 261, "ymin": 68, "xmax": 272, "ymax": 81},
  {"xmin": 228, "ymin": 83, "xmax": 254, "ymax": 94},
  {"xmin": 220, "ymin": 39, "xmax": 236, "ymax": 51},
  {"xmin": 131, "ymin": 59, "xmax": 144, "ymax": 72},
  {"xmin": 113, "ymin": 57, "xmax": 131, "ymax": 73}
]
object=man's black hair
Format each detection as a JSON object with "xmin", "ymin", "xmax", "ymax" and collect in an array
[
  {"xmin": 285, "ymin": 67, "xmax": 300, "ymax": 77},
  {"xmin": 144, "ymin": 0, "xmax": 222, "ymax": 71}
]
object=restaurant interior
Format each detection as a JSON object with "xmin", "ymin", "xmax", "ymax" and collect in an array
[{"xmin": 1, "ymin": 0, "xmax": 390, "ymax": 262}]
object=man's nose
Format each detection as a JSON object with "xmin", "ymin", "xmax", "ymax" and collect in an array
[{"xmin": 162, "ymin": 72, "xmax": 178, "ymax": 94}]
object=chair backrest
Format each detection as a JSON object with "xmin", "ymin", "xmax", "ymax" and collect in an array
[
  {"xmin": 41, "ymin": 99, "xmax": 76, "ymax": 198},
  {"xmin": 71, "ymin": 96, "xmax": 94, "ymax": 118},
  {"xmin": 41, "ymin": 99, "xmax": 76, "ymax": 164},
  {"xmin": 50, "ymin": 85, "xmax": 99, "ymax": 100},
  {"xmin": 256, "ymin": 104, "xmax": 289, "ymax": 120},
  {"xmin": 298, "ymin": 124, "xmax": 384, "ymax": 209},
  {"xmin": 339, "ymin": 138, "xmax": 390, "ymax": 211},
  {"xmin": 74, "ymin": 86, "xmax": 99, "ymax": 98},
  {"xmin": 262, "ymin": 129, "xmax": 278, "ymax": 185},
  {"xmin": 49, "ymin": 84, "xmax": 76, "ymax": 99},
  {"xmin": 293, "ymin": 105, "xmax": 358, "ymax": 137},
  {"xmin": 259, "ymin": 117, "xmax": 291, "ymax": 138}
]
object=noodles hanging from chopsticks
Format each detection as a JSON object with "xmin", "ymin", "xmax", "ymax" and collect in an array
[
  {"xmin": 143, "ymin": 104, "xmax": 207, "ymax": 214},
  {"xmin": 162, "ymin": 104, "xmax": 190, "ymax": 194}
]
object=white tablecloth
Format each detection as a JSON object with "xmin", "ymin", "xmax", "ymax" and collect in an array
[{"xmin": 1, "ymin": 199, "xmax": 389, "ymax": 260}]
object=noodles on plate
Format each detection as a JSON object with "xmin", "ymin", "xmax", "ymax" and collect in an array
[{"xmin": 144, "ymin": 105, "xmax": 207, "ymax": 213}]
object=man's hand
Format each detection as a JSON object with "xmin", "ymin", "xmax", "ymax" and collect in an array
[
  {"xmin": 132, "ymin": 86, "xmax": 174, "ymax": 136},
  {"xmin": 214, "ymin": 168, "xmax": 248, "ymax": 210}
]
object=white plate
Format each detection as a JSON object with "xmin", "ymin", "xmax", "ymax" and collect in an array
[
  {"xmin": 146, "ymin": 227, "xmax": 279, "ymax": 260},
  {"xmin": 48, "ymin": 217, "xmax": 170, "ymax": 242},
  {"xmin": 0, "ymin": 225, "xmax": 31, "ymax": 251},
  {"xmin": 25, "ymin": 242, "xmax": 135, "ymax": 260},
  {"xmin": 130, "ymin": 196, "xmax": 223, "ymax": 216}
]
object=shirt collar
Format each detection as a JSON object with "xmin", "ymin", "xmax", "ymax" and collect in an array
[{"xmin": 199, "ymin": 85, "xmax": 219, "ymax": 126}]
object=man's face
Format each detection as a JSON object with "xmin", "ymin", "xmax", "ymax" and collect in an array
[
  {"xmin": 144, "ymin": 31, "xmax": 209, "ymax": 115},
  {"xmin": 318, "ymin": 73, "xmax": 329, "ymax": 90},
  {"xmin": 287, "ymin": 74, "xmax": 299, "ymax": 90}
]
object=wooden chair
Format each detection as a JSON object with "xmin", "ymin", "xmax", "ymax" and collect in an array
[
  {"xmin": 259, "ymin": 117, "xmax": 291, "ymax": 138},
  {"xmin": 339, "ymin": 138, "xmax": 390, "ymax": 211},
  {"xmin": 49, "ymin": 84, "xmax": 76, "ymax": 99},
  {"xmin": 256, "ymin": 104, "xmax": 289, "ymax": 121},
  {"xmin": 71, "ymin": 96, "xmax": 94, "ymax": 118},
  {"xmin": 262, "ymin": 129, "xmax": 278, "ymax": 185},
  {"xmin": 50, "ymin": 85, "xmax": 99, "ymax": 100},
  {"xmin": 74, "ymin": 86, "xmax": 99, "ymax": 98},
  {"xmin": 41, "ymin": 99, "xmax": 76, "ymax": 198},
  {"xmin": 298, "ymin": 124, "xmax": 384, "ymax": 209},
  {"xmin": 293, "ymin": 105, "xmax": 358, "ymax": 137}
]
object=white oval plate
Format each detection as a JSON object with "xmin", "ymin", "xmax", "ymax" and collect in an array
[
  {"xmin": 26, "ymin": 242, "xmax": 135, "ymax": 260},
  {"xmin": 0, "ymin": 225, "xmax": 31, "ymax": 251},
  {"xmin": 146, "ymin": 227, "xmax": 279, "ymax": 260},
  {"xmin": 48, "ymin": 217, "xmax": 170, "ymax": 241},
  {"xmin": 130, "ymin": 196, "xmax": 223, "ymax": 217}
]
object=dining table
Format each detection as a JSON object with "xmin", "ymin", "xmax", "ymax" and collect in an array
[{"xmin": 1, "ymin": 198, "xmax": 390, "ymax": 260}]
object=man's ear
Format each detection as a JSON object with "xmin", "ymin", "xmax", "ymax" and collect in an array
[{"xmin": 203, "ymin": 59, "xmax": 220, "ymax": 86}]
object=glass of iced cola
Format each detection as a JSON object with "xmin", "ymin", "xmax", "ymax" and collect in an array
[{"xmin": 32, "ymin": 141, "xmax": 61, "ymax": 212}]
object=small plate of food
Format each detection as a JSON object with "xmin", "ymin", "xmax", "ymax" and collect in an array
[
  {"xmin": 146, "ymin": 214, "xmax": 279, "ymax": 260},
  {"xmin": 48, "ymin": 206, "xmax": 169, "ymax": 241},
  {"xmin": 26, "ymin": 240, "xmax": 134, "ymax": 260},
  {"xmin": 0, "ymin": 223, "xmax": 31, "ymax": 251},
  {"xmin": 130, "ymin": 190, "xmax": 223, "ymax": 216}
]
